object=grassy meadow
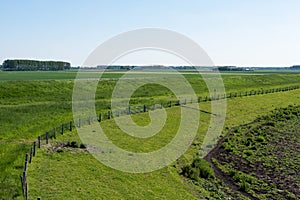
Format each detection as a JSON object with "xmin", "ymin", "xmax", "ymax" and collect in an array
[
  {"xmin": 1, "ymin": 70, "xmax": 300, "ymax": 199},
  {"xmin": 27, "ymin": 89, "xmax": 300, "ymax": 199}
]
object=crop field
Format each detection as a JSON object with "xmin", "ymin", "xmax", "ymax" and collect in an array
[
  {"xmin": 207, "ymin": 105, "xmax": 300, "ymax": 199},
  {"xmin": 1, "ymin": 70, "xmax": 300, "ymax": 199}
]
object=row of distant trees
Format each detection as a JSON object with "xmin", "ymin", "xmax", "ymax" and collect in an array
[
  {"xmin": 97, "ymin": 65, "xmax": 135, "ymax": 70},
  {"xmin": 290, "ymin": 65, "xmax": 300, "ymax": 70},
  {"xmin": 1, "ymin": 59, "xmax": 71, "ymax": 71},
  {"xmin": 215, "ymin": 66, "xmax": 300, "ymax": 71},
  {"xmin": 1, "ymin": 60, "xmax": 300, "ymax": 71},
  {"xmin": 215, "ymin": 66, "xmax": 246, "ymax": 71}
]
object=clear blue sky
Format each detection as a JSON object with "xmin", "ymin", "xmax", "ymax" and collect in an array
[{"xmin": 1, "ymin": 0, "xmax": 300, "ymax": 67}]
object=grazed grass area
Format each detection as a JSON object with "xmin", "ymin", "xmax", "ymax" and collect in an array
[
  {"xmin": 27, "ymin": 108, "xmax": 199, "ymax": 200},
  {"xmin": 27, "ymin": 90, "xmax": 300, "ymax": 199}
]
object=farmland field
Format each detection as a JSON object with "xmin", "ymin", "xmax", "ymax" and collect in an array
[
  {"xmin": 1, "ymin": 70, "xmax": 300, "ymax": 199},
  {"xmin": 207, "ymin": 105, "xmax": 300, "ymax": 199}
]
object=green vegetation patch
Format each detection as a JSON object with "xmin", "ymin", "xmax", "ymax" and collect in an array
[{"xmin": 209, "ymin": 105, "xmax": 300, "ymax": 199}]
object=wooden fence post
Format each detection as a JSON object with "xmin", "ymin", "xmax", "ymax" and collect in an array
[
  {"xmin": 127, "ymin": 106, "xmax": 131, "ymax": 115},
  {"xmin": 53, "ymin": 127, "xmax": 56, "ymax": 139},
  {"xmin": 20, "ymin": 175, "xmax": 24, "ymax": 195},
  {"xmin": 46, "ymin": 132, "xmax": 48, "ymax": 144},
  {"xmin": 107, "ymin": 111, "xmax": 111, "ymax": 119},
  {"xmin": 98, "ymin": 113, "xmax": 101, "ymax": 122},
  {"xmin": 38, "ymin": 136, "xmax": 41, "ymax": 148},
  {"xmin": 70, "ymin": 121, "xmax": 72, "ymax": 131},
  {"xmin": 29, "ymin": 147, "xmax": 32, "ymax": 163},
  {"xmin": 25, "ymin": 183, "xmax": 28, "ymax": 200},
  {"xmin": 78, "ymin": 118, "xmax": 81, "ymax": 127},
  {"xmin": 24, "ymin": 153, "xmax": 28, "ymax": 172},
  {"xmin": 22, "ymin": 171, "xmax": 26, "ymax": 195},
  {"xmin": 22, "ymin": 171, "xmax": 26, "ymax": 183},
  {"xmin": 143, "ymin": 105, "xmax": 146, "ymax": 112},
  {"xmin": 33, "ymin": 141, "xmax": 36, "ymax": 156}
]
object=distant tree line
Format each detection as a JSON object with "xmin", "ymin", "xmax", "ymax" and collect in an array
[
  {"xmin": 215, "ymin": 66, "xmax": 246, "ymax": 71},
  {"xmin": 290, "ymin": 65, "xmax": 300, "ymax": 70},
  {"xmin": 97, "ymin": 65, "xmax": 135, "ymax": 70},
  {"xmin": 1, "ymin": 59, "xmax": 71, "ymax": 71}
]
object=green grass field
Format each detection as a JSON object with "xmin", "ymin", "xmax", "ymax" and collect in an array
[
  {"xmin": 27, "ymin": 89, "xmax": 300, "ymax": 199},
  {"xmin": 1, "ymin": 70, "xmax": 300, "ymax": 199}
]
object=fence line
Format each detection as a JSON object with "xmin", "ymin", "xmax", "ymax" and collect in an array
[{"xmin": 20, "ymin": 84, "xmax": 300, "ymax": 200}]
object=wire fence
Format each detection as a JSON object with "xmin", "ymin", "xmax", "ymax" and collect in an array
[{"xmin": 21, "ymin": 84, "xmax": 300, "ymax": 200}]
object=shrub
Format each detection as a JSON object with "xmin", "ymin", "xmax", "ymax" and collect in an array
[
  {"xmin": 181, "ymin": 165, "xmax": 200, "ymax": 181},
  {"xmin": 182, "ymin": 158, "xmax": 215, "ymax": 180},
  {"xmin": 192, "ymin": 158, "xmax": 215, "ymax": 179},
  {"xmin": 80, "ymin": 143, "xmax": 87, "ymax": 149},
  {"xmin": 190, "ymin": 168, "xmax": 200, "ymax": 181},
  {"xmin": 181, "ymin": 164, "xmax": 192, "ymax": 177}
]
